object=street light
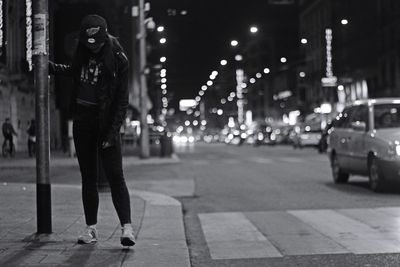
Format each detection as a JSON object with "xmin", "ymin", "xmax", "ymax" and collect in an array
[
  {"xmin": 161, "ymin": 84, "xmax": 167, "ymax": 89},
  {"xmin": 159, "ymin": 38, "xmax": 166, "ymax": 44},
  {"xmin": 157, "ymin": 26, "xmax": 165, "ymax": 32},
  {"xmin": 301, "ymin": 38, "xmax": 308, "ymax": 44},
  {"xmin": 341, "ymin": 19, "xmax": 349, "ymax": 25},
  {"xmin": 220, "ymin": 59, "xmax": 227, "ymax": 66},
  {"xmin": 231, "ymin": 40, "xmax": 239, "ymax": 47},
  {"xmin": 256, "ymin": 73, "xmax": 262, "ymax": 78},
  {"xmin": 250, "ymin": 26, "xmax": 258, "ymax": 34},
  {"xmin": 201, "ymin": 85, "xmax": 207, "ymax": 91},
  {"xmin": 250, "ymin": 78, "xmax": 256, "ymax": 84},
  {"xmin": 160, "ymin": 56, "xmax": 166, "ymax": 62},
  {"xmin": 207, "ymin": 80, "xmax": 213, "ymax": 86},
  {"xmin": 235, "ymin": 54, "xmax": 243, "ymax": 61},
  {"xmin": 263, "ymin": 68, "xmax": 270, "ymax": 74},
  {"xmin": 280, "ymin": 57, "xmax": 287, "ymax": 63}
]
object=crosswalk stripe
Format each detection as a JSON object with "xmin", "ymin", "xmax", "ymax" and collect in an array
[
  {"xmin": 198, "ymin": 212, "xmax": 282, "ymax": 260},
  {"xmin": 289, "ymin": 209, "xmax": 400, "ymax": 254},
  {"xmin": 338, "ymin": 208, "xmax": 400, "ymax": 236},
  {"xmin": 246, "ymin": 211, "xmax": 349, "ymax": 255}
]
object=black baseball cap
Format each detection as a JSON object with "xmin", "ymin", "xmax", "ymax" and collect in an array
[{"xmin": 79, "ymin": 15, "xmax": 107, "ymax": 50}]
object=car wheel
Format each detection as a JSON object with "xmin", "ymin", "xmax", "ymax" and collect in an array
[
  {"xmin": 331, "ymin": 154, "xmax": 349, "ymax": 184},
  {"xmin": 368, "ymin": 157, "xmax": 385, "ymax": 192}
]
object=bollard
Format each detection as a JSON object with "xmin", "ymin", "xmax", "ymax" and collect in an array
[{"xmin": 161, "ymin": 132, "xmax": 173, "ymax": 157}]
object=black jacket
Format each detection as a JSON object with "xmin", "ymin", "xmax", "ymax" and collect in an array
[{"xmin": 49, "ymin": 47, "xmax": 129, "ymax": 146}]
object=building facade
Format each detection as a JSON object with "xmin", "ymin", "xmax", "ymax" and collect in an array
[{"xmin": 298, "ymin": 0, "xmax": 379, "ymax": 114}]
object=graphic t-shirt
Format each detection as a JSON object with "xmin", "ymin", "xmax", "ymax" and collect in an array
[{"xmin": 77, "ymin": 57, "xmax": 104, "ymax": 106}]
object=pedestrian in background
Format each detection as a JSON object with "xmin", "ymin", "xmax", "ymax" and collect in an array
[
  {"xmin": 2, "ymin": 118, "xmax": 17, "ymax": 155},
  {"xmin": 49, "ymin": 14, "xmax": 135, "ymax": 247},
  {"xmin": 27, "ymin": 119, "xmax": 36, "ymax": 157}
]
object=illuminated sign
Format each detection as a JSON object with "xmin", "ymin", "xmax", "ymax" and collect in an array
[
  {"xmin": 236, "ymin": 69, "xmax": 244, "ymax": 124},
  {"xmin": 26, "ymin": 0, "xmax": 33, "ymax": 71},
  {"xmin": 322, "ymin": 28, "xmax": 336, "ymax": 87}
]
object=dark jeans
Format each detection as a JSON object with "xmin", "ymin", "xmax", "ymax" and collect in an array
[{"xmin": 73, "ymin": 105, "xmax": 131, "ymax": 226}]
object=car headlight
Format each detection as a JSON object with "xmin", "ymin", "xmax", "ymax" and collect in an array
[
  {"xmin": 396, "ymin": 145, "xmax": 400, "ymax": 156},
  {"xmin": 388, "ymin": 145, "xmax": 400, "ymax": 157}
]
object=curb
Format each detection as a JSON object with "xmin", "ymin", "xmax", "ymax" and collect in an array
[
  {"xmin": 0, "ymin": 154, "xmax": 180, "ymax": 169},
  {"xmin": 129, "ymin": 190, "xmax": 191, "ymax": 267}
]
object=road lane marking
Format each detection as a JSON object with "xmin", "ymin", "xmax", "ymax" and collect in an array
[
  {"xmin": 279, "ymin": 157, "xmax": 304, "ymax": 163},
  {"xmin": 289, "ymin": 209, "xmax": 400, "ymax": 254},
  {"xmin": 249, "ymin": 158, "xmax": 274, "ymax": 164},
  {"xmin": 246, "ymin": 211, "xmax": 349, "ymax": 255},
  {"xmin": 198, "ymin": 212, "xmax": 282, "ymax": 260}
]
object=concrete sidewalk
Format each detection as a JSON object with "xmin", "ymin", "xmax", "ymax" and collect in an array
[{"xmin": 0, "ymin": 154, "xmax": 190, "ymax": 266}]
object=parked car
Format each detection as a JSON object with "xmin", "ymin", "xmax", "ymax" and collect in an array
[
  {"xmin": 292, "ymin": 124, "xmax": 322, "ymax": 149},
  {"xmin": 328, "ymin": 98, "xmax": 400, "ymax": 192}
]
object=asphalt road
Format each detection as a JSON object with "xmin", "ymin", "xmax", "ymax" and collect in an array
[
  {"xmin": 3, "ymin": 142, "xmax": 400, "ymax": 266},
  {"xmin": 173, "ymin": 142, "xmax": 400, "ymax": 267}
]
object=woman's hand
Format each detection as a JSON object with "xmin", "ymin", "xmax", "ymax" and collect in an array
[{"xmin": 101, "ymin": 141, "xmax": 112, "ymax": 149}]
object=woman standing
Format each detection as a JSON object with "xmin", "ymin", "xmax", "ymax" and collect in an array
[{"xmin": 50, "ymin": 14, "xmax": 135, "ymax": 247}]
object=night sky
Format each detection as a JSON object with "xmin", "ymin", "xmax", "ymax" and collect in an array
[{"xmin": 149, "ymin": 0, "xmax": 298, "ymax": 107}]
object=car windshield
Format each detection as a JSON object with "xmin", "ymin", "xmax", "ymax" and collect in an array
[{"xmin": 374, "ymin": 104, "xmax": 400, "ymax": 129}]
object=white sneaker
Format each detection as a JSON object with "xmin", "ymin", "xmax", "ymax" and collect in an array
[
  {"xmin": 120, "ymin": 224, "xmax": 136, "ymax": 247},
  {"xmin": 77, "ymin": 225, "xmax": 98, "ymax": 244}
]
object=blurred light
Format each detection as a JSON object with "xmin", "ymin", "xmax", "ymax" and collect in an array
[
  {"xmin": 338, "ymin": 85, "xmax": 344, "ymax": 91},
  {"xmin": 230, "ymin": 92, "xmax": 236, "ymax": 97},
  {"xmin": 194, "ymin": 111, "xmax": 201, "ymax": 117},
  {"xmin": 193, "ymin": 120, "xmax": 199, "ymax": 126},
  {"xmin": 305, "ymin": 126, "xmax": 311, "ymax": 132},
  {"xmin": 161, "ymin": 68, "xmax": 166, "ymax": 73},
  {"xmin": 207, "ymin": 80, "xmax": 213, "ymax": 86},
  {"xmin": 235, "ymin": 54, "xmax": 243, "ymax": 61},
  {"xmin": 160, "ymin": 57, "xmax": 166, "ymax": 63},
  {"xmin": 228, "ymin": 96, "xmax": 233, "ymax": 102},
  {"xmin": 221, "ymin": 99, "xmax": 226, "ymax": 104},
  {"xmin": 220, "ymin": 59, "xmax": 227, "ymax": 66},
  {"xmin": 188, "ymin": 136, "xmax": 195, "ymax": 143},
  {"xmin": 231, "ymin": 40, "xmax": 238, "ymax": 47},
  {"xmin": 210, "ymin": 74, "xmax": 216, "ymax": 80},
  {"xmin": 299, "ymin": 72, "xmax": 306, "ymax": 78},
  {"xmin": 162, "ymin": 89, "xmax": 167, "ymax": 94},
  {"xmin": 199, "ymin": 90, "xmax": 204, "ymax": 96},
  {"xmin": 157, "ymin": 26, "xmax": 165, "ymax": 32},
  {"xmin": 341, "ymin": 19, "xmax": 349, "ymax": 25},
  {"xmin": 250, "ymin": 78, "xmax": 256, "ymax": 84},
  {"xmin": 241, "ymin": 83, "xmax": 247, "ymax": 89},
  {"xmin": 301, "ymin": 38, "xmax": 308, "ymax": 44},
  {"xmin": 256, "ymin": 73, "xmax": 262, "ymax": 78},
  {"xmin": 162, "ymin": 97, "xmax": 168, "ymax": 102},
  {"xmin": 280, "ymin": 57, "xmax": 287, "ymax": 63},
  {"xmin": 162, "ymin": 102, "xmax": 168, "ymax": 108},
  {"xmin": 161, "ymin": 78, "xmax": 167, "ymax": 83},
  {"xmin": 160, "ymin": 38, "xmax": 166, "ymax": 44},
  {"xmin": 195, "ymin": 96, "xmax": 201, "ymax": 102},
  {"xmin": 160, "ymin": 72, "xmax": 166, "ymax": 78},
  {"xmin": 201, "ymin": 120, "xmax": 207, "ymax": 126},
  {"xmin": 250, "ymin": 26, "xmax": 258, "ymax": 33},
  {"xmin": 212, "ymin": 71, "xmax": 218, "ymax": 76},
  {"xmin": 161, "ymin": 84, "xmax": 167, "ymax": 89},
  {"xmin": 217, "ymin": 109, "xmax": 223, "ymax": 115},
  {"xmin": 185, "ymin": 120, "xmax": 190, "ymax": 126},
  {"xmin": 321, "ymin": 103, "xmax": 332, "ymax": 114},
  {"xmin": 212, "ymin": 108, "xmax": 218, "ymax": 113},
  {"xmin": 181, "ymin": 10, "xmax": 188, "ymax": 15},
  {"xmin": 201, "ymin": 85, "xmax": 207, "ymax": 91},
  {"xmin": 264, "ymin": 68, "xmax": 270, "ymax": 74}
]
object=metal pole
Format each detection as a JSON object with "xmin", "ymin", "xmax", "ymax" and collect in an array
[
  {"xmin": 33, "ymin": 0, "xmax": 52, "ymax": 234},
  {"xmin": 139, "ymin": 0, "xmax": 150, "ymax": 158}
]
